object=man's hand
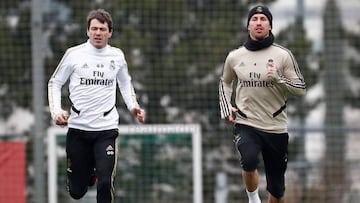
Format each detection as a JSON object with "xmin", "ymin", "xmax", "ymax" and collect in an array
[
  {"xmin": 131, "ymin": 107, "xmax": 145, "ymax": 123},
  {"xmin": 225, "ymin": 107, "xmax": 238, "ymax": 123},
  {"xmin": 266, "ymin": 62, "xmax": 280, "ymax": 82},
  {"xmin": 54, "ymin": 110, "xmax": 69, "ymax": 126}
]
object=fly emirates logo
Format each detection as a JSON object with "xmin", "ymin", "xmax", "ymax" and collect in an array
[
  {"xmin": 79, "ymin": 70, "xmax": 114, "ymax": 86},
  {"xmin": 239, "ymin": 72, "xmax": 274, "ymax": 88}
]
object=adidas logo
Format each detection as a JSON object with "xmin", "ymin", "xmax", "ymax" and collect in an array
[
  {"xmin": 106, "ymin": 145, "xmax": 115, "ymax": 155},
  {"xmin": 106, "ymin": 145, "xmax": 114, "ymax": 151}
]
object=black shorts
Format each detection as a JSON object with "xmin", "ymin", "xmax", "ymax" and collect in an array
[{"xmin": 233, "ymin": 123, "xmax": 288, "ymax": 198}]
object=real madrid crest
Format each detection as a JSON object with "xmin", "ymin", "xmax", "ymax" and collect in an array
[
  {"xmin": 256, "ymin": 6, "xmax": 263, "ymax": 12},
  {"xmin": 110, "ymin": 60, "xmax": 115, "ymax": 70}
]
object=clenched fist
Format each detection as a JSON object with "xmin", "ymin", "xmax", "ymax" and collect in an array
[{"xmin": 266, "ymin": 61, "xmax": 280, "ymax": 82}]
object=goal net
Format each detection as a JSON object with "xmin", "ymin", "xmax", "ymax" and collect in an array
[{"xmin": 47, "ymin": 124, "xmax": 202, "ymax": 203}]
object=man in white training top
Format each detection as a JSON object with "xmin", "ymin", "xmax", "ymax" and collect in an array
[{"xmin": 48, "ymin": 9, "xmax": 145, "ymax": 203}]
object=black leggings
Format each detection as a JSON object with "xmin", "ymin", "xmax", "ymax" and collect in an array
[{"xmin": 66, "ymin": 128, "xmax": 118, "ymax": 203}]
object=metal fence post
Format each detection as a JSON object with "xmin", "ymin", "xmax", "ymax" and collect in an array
[{"xmin": 31, "ymin": 0, "xmax": 45, "ymax": 202}]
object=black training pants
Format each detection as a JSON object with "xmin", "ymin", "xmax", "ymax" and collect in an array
[{"xmin": 66, "ymin": 128, "xmax": 118, "ymax": 203}]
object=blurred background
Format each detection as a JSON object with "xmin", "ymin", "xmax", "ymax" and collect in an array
[{"xmin": 0, "ymin": 0, "xmax": 359, "ymax": 202}]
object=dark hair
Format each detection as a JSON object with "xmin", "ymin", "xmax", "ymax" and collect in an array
[{"xmin": 87, "ymin": 9, "xmax": 113, "ymax": 32}]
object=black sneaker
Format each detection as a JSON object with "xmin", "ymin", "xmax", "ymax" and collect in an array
[{"xmin": 89, "ymin": 175, "xmax": 97, "ymax": 187}]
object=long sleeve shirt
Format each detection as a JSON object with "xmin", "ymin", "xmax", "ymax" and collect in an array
[
  {"xmin": 48, "ymin": 40, "xmax": 139, "ymax": 131},
  {"xmin": 219, "ymin": 43, "xmax": 306, "ymax": 133}
]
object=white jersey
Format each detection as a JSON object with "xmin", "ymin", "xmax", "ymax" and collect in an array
[{"xmin": 48, "ymin": 40, "xmax": 139, "ymax": 131}]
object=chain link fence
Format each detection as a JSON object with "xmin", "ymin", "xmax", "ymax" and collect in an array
[{"xmin": 0, "ymin": 0, "xmax": 359, "ymax": 202}]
